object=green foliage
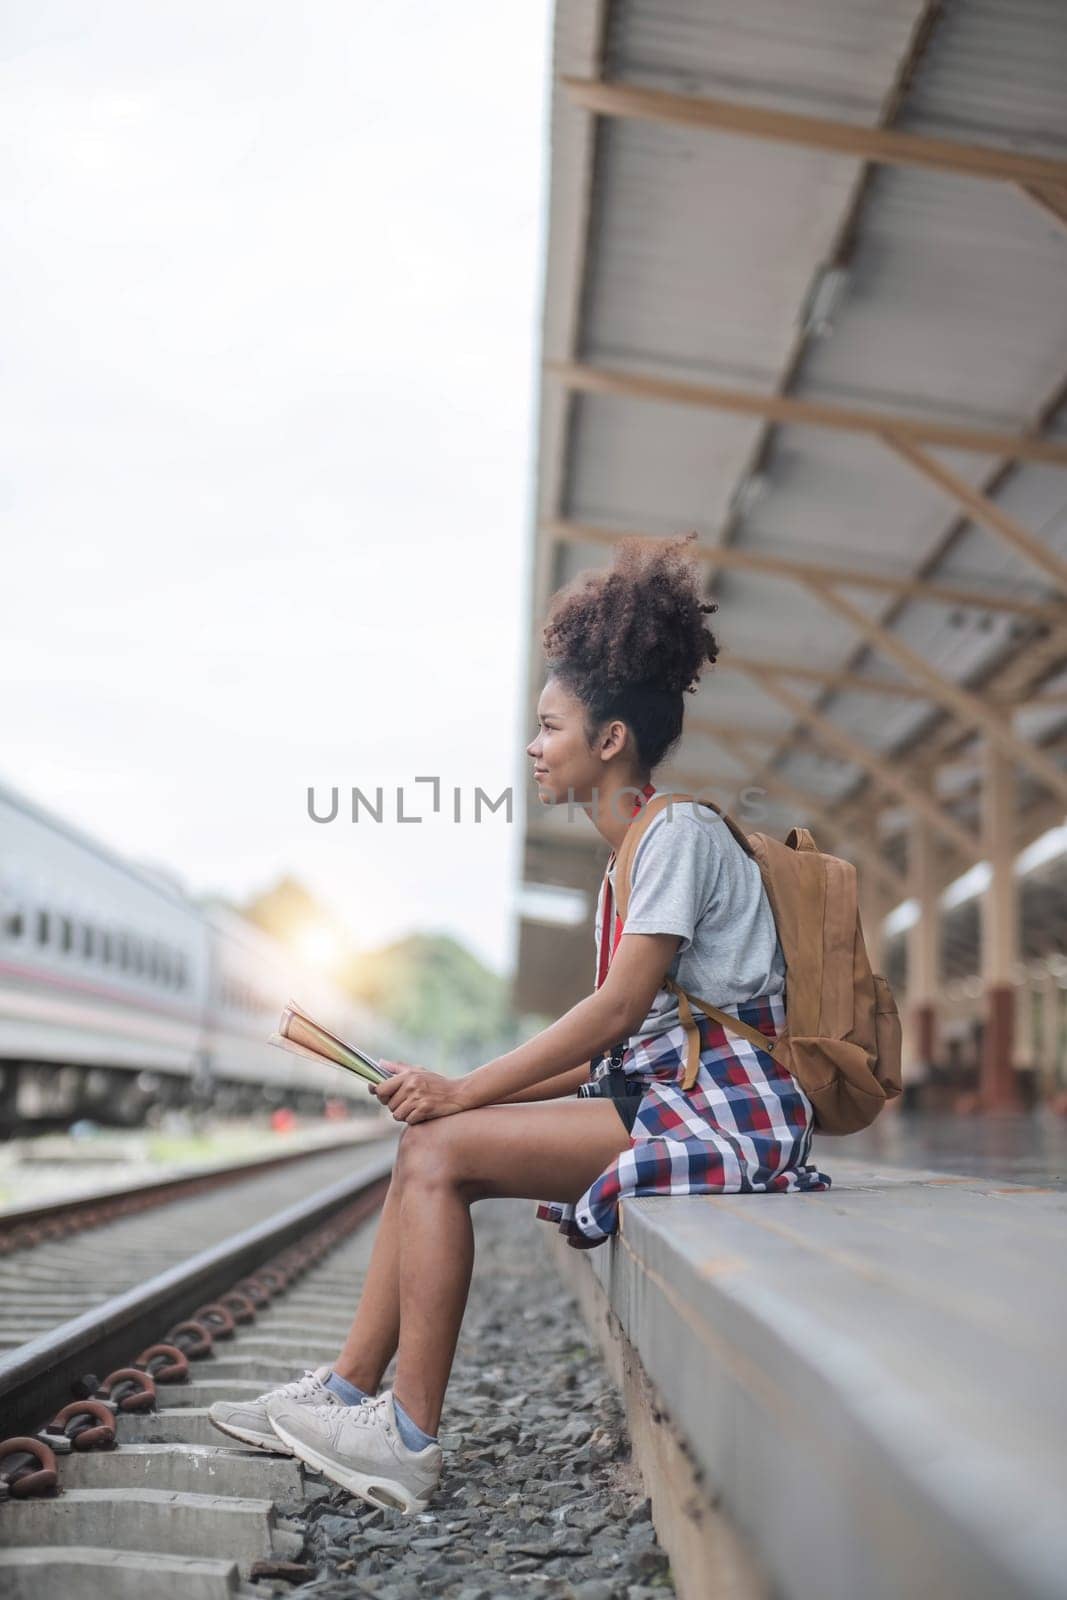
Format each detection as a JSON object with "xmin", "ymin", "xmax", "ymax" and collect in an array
[
  {"xmin": 240, "ymin": 876, "xmax": 550, "ymax": 1076},
  {"xmin": 341, "ymin": 932, "xmax": 525, "ymax": 1074}
]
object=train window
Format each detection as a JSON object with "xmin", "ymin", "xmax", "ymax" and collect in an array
[
  {"xmin": 60, "ymin": 917, "xmax": 73, "ymax": 953},
  {"xmin": 2, "ymin": 905, "xmax": 24, "ymax": 940},
  {"xmin": 101, "ymin": 930, "xmax": 113, "ymax": 965},
  {"xmin": 36, "ymin": 909, "xmax": 50, "ymax": 946},
  {"xmin": 81, "ymin": 923, "xmax": 94, "ymax": 959},
  {"xmin": 117, "ymin": 934, "xmax": 130, "ymax": 971},
  {"xmin": 131, "ymin": 938, "xmax": 144, "ymax": 976},
  {"xmin": 147, "ymin": 943, "xmax": 159, "ymax": 982},
  {"xmin": 175, "ymin": 952, "xmax": 188, "ymax": 990},
  {"xmin": 157, "ymin": 946, "xmax": 170, "ymax": 986}
]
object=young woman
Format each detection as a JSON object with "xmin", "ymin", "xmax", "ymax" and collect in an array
[{"xmin": 209, "ymin": 532, "xmax": 830, "ymax": 1514}]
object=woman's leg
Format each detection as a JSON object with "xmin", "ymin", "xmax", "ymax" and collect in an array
[
  {"xmin": 329, "ymin": 1077, "xmax": 600, "ymax": 1391},
  {"xmin": 389, "ymin": 1100, "xmax": 632, "ymax": 1437},
  {"xmin": 330, "ymin": 1169, "xmax": 404, "ymax": 1395}
]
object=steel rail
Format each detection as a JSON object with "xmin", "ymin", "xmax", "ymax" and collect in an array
[
  {"xmin": 0, "ymin": 1147, "xmax": 393, "ymax": 1438},
  {"xmin": 0, "ymin": 1129, "xmax": 386, "ymax": 1248}
]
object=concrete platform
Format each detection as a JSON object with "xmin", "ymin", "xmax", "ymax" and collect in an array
[
  {"xmin": 579, "ymin": 1156, "xmax": 1067, "ymax": 1600},
  {"xmin": 0, "ymin": 1547, "xmax": 253, "ymax": 1600}
]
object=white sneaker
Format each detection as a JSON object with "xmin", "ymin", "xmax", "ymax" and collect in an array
[
  {"xmin": 208, "ymin": 1364, "xmax": 345, "ymax": 1453},
  {"xmin": 267, "ymin": 1388, "xmax": 443, "ymax": 1514}
]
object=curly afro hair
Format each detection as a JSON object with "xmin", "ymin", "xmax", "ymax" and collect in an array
[{"xmin": 541, "ymin": 531, "xmax": 718, "ymax": 773}]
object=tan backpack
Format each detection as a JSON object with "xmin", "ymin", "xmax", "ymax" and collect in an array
[{"xmin": 611, "ymin": 791, "xmax": 902, "ymax": 1136}]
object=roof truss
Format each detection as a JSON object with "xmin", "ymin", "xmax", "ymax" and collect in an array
[
  {"xmin": 702, "ymin": 680, "xmax": 980, "ymax": 861},
  {"xmin": 561, "ymin": 76, "xmax": 1067, "ymax": 234},
  {"xmin": 549, "ymin": 361, "xmax": 1067, "ymax": 466},
  {"xmin": 547, "ymin": 517, "xmax": 1064, "ymax": 630}
]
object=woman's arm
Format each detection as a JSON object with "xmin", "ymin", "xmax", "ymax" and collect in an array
[
  {"xmin": 456, "ymin": 931, "xmax": 682, "ymax": 1111},
  {"xmin": 374, "ymin": 932, "xmax": 681, "ymax": 1123},
  {"xmin": 494, "ymin": 1061, "xmax": 591, "ymax": 1104}
]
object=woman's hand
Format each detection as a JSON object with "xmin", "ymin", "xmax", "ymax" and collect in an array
[{"xmin": 371, "ymin": 1062, "xmax": 471, "ymax": 1124}]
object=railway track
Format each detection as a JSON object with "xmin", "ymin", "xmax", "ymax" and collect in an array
[
  {"xmin": 0, "ymin": 1127, "xmax": 384, "ymax": 1264},
  {"xmin": 0, "ymin": 1132, "xmax": 392, "ymax": 1360},
  {"xmin": 0, "ymin": 1138, "xmax": 394, "ymax": 1598}
]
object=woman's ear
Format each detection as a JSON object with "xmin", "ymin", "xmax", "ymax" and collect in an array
[
  {"xmin": 604, "ymin": 720, "xmax": 630, "ymax": 755},
  {"xmin": 599, "ymin": 718, "xmax": 626, "ymax": 758}
]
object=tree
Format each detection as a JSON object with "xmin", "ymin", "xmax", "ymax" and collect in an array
[{"xmin": 341, "ymin": 933, "xmax": 522, "ymax": 1073}]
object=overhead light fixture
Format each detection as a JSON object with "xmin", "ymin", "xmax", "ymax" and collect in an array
[
  {"xmin": 947, "ymin": 609, "xmax": 999, "ymax": 632},
  {"xmin": 728, "ymin": 472, "xmax": 769, "ymax": 519},
  {"xmin": 884, "ymin": 897, "xmax": 920, "ymax": 936},
  {"xmin": 940, "ymin": 861, "xmax": 993, "ymax": 910},
  {"xmin": 798, "ymin": 263, "xmax": 850, "ymax": 337},
  {"xmin": 1015, "ymin": 822, "xmax": 1067, "ymax": 877}
]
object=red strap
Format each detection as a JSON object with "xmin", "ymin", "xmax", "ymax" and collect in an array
[{"xmin": 596, "ymin": 783, "xmax": 657, "ymax": 990}]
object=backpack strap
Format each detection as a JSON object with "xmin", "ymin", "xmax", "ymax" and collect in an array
[
  {"xmin": 610, "ymin": 792, "xmax": 782, "ymax": 1091},
  {"xmin": 661, "ymin": 977, "xmax": 782, "ymax": 1090},
  {"xmin": 613, "ymin": 791, "xmax": 757, "ymax": 914},
  {"xmin": 611, "ymin": 791, "xmax": 682, "ymax": 917}
]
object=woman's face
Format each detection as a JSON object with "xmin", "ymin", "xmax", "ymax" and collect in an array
[{"xmin": 527, "ymin": 677, "xmax": 609, "ymax": 805}]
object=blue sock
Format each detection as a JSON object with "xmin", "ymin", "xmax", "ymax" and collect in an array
[
  {"xmin": 392, "ymin": 1394, "xmax": 438, "ymax": 1451},
  {"xmin": 325, "ymin": 1370, "xmax": 369, "ymax": 1406}
]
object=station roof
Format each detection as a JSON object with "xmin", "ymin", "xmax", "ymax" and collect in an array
[{"xmin": 516, "ymin": 0, "xmax": 1067, "ymax": 1017}]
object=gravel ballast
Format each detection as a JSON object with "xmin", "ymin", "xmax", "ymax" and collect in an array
[{"xmin": 269, "ymin": 1197, "xmax": 676, "ymax": 1600}]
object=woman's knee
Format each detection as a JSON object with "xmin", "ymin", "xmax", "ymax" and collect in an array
[{"xmin": 395, "ymin": 1120, "xmax": 463, "ymax": 1189}]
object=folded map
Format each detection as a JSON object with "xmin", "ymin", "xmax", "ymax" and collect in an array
[{"xmin": 268, "ymin": 998, "xmax": 395, "ymax": 1087}]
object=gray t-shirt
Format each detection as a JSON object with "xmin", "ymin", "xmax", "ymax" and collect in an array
[{"xmin": 594, "ymin": 803, "xmax": 786, "ymax": 1047}]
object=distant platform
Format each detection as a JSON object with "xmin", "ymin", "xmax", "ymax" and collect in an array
[{"xmin": 814, "ymin": 1108, "xmax": 1067, "ymax": 1189}]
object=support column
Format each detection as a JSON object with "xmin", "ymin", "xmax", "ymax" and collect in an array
[
  {"xmin": 1038, "ymin": 969, "xmax": 1064, "ymax": 1104},
  {"xmin": 979, "ymin": 740, "xmax": 1022, "ymax": 1111},
  {"xmin": 906, "ymin": 811, "xmax": 940, "ymax": 1085},
  {"xmin": 857, "ymin": 813, "xmax": 890, "ymax": 977},
  {"xmin": 1014, "ymin": 976, "xmax": 1035, "ymax": 1072},
  {"xmin": 0, "ymin": 1063, "xmax": 19, "ymax": 1136}
]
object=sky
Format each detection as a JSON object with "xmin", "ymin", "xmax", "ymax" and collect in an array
[{"xmin": 2, "ymin": 1, "xmax": 554, "ymax": 979}]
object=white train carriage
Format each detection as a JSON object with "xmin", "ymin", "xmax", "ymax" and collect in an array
[
  {"xmin": 0, "ymin": 782, "xmax": 210, "ymax": 1125},
  {"xmin": 0, "ymin": 778, "xmax": 395, "ymax": 1128}
]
